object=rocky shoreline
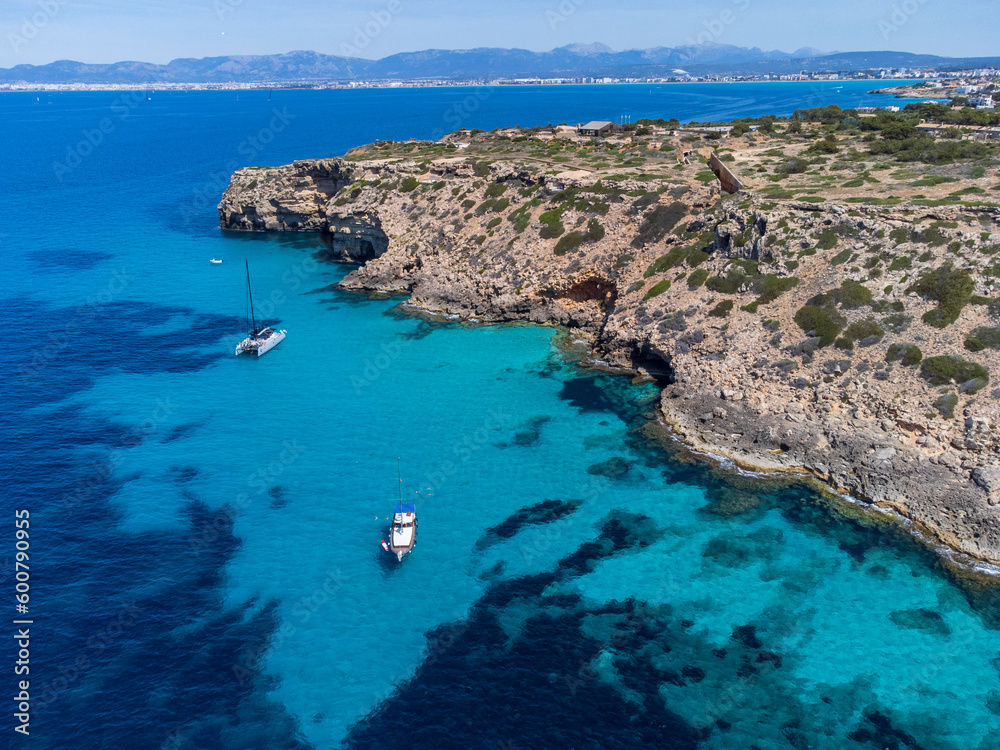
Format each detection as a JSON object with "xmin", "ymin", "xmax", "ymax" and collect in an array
[{"xmin": 219, "ymin": 128, "xmax": 1000, "ymax": 565}]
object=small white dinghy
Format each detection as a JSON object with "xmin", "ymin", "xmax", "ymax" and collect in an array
[{"xmin": 210, "ymin": 258, "xmax": 223, "ymax": 264}]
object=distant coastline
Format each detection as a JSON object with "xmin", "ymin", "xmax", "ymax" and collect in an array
[{"xmin": 0, "ymin": 77, "xmax": 930, "ymax": 94}]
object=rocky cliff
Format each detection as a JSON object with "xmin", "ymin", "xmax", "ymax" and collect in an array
[{"xmin": 219, "ymin": 130, "xmax": 1000, "ymax": 566}]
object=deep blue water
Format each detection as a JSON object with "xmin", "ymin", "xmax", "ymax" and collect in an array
[{"xmin": 3, "ymin": 83, "xmax": 1000, "ymax": 750}]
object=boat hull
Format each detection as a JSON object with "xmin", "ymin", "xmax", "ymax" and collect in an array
[
  {"xmin": 387, "ymin": 506, "xmax": 416, "ymax": 560},
  {"xmin": 235, "ymin": 329, "xmax": 286, "ymax": 357}
]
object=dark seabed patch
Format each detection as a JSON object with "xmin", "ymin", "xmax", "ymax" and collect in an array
[
  {"xmin": 346, "ymin": 506, "xmax": 935, "ymax": 750},
  {"xmin": 345, "ymin": 513, "xmax": 705, "ymax": 750},
  {"xmin": 269, "ymin": 485, "xmax": 289, "ymax": 509},
  {"xmin": 848, "ymin": 710, "xmax": 925, "ymax": 750},
  {"xmin": 29, "ymin": 248, "xmax": 114, "ymax": 271},
  {"xmin": 475, "ymin": 499, "xmax": 582, "ymax": 550},
  {"xmin": 1, "ymin": 297, "xmax": 313, "ymax": 750},
  {"xmin": 889, "ymin": 608, "xmax": 952, "ymax": 637},
  {"xmin": 162, "ymin": 420, "xmax": 205, "ymax": 443},
  {"xmin": 702, "ymin": 528, "xmax": 785, "ymax": 568},
  {"xmin": 9, "ymin": 412, "xmax": 314, "ymax": 750},
  {"xmin": 2, "ymin": 297, "xmax": 239, "ymax": 412},
  {"xmin": 559, "ymin": 376, "xmax": 629, "ymax": 418},
  {"xmin": 496, "ymin": 415, "xmax": 551, "ymax": 448},
  {"xmin": 587, "ymin": 456, "xmax": 632, "ymax": 478},
  {"xmin": 170, "ymin": 465, "xmax": 199, "ymax": 483}
]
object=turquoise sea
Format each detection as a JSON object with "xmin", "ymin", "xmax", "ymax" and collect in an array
[{"xmin": 4, "ymin": 81, "xmax": 1000, "ymax": 749}]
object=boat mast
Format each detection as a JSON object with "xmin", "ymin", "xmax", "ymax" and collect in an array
[
  {"xmin": 397, "ymin": 457, "xmax": 402, "ymax": 506},
  {"xmin": 245, "ymin": 259, "xmax": 257, "ymax": 335}
]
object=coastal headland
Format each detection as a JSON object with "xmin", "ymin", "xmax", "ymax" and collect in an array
[{"xmin": 219, "ymin": 108, "xmax": 1000, "ymax": 566}]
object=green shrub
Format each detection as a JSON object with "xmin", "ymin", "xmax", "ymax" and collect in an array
[
  {"xmin": 890, "ymin": 227, "xmax": 912, "ymax": 245},
  {"xmin": 644, "ymin": 279, "xmax": 672, "ymax": 300},
  {"xmin": 687, "ymin": 249, "xmax": 710, "ymax": 267},
  {"xmin": 965, "ymin": 326, "xmax": 1000, "ymax": 352},
  {"xmin": 586, "ymin": 218, "xmax": 605, "ymax": 241},
  {"xmin": 554, "ymin": 232, "xmax": 585, "ymax": 256},
  {"xmin": 706, "ymin": 263, "xmax": 798, "ymax": 307},
  {"xmin": 830, "ymin": 248, "xmax": 853, "ymax": 265},
  {"xmin": 920, "ymin": 355, "xmax": 989, "ymax": 391},
  {"xmin": 810, "ymin": 280, "xmax": 873, "ymax": 310},
  {"xmin": 842, "ymin": 318, "xmax": 885, "ymax": 346},
  {"xmin": 886, "ymin": 343, "xmax": 923, "ymax": 366},
  {"xmin": 399, "ymin": 176, "xmax": 420, "ymax": 192},
  {"xmin": 645, "ymin": 246, "xmax": 689, "ymax": 278},
  {"xmin": 839, "ymin": 280, "xmax": 874, "ymax": 309},
  {"xmin": 917, "ymin": 223, "xmax": 953, "ymax": 247},
  {"xmin": 476, "ymin": 198, "xmax": 508, "ymax": 215},
  {"xmin": 631, "ymin": 202, "xmax": 689, "ymax": 248},
  {"xmin": 907, "ymin": 264, "xmax": 975, "ymax": 328},
  {"xmin": 485, "ymin": 182, "xmax": 508, "ymax": 198},
  {"xmin": 816, "ymin": 228, "xmax": 840, "ymax": 250},
  {"xmin": 911, "ymin": 175, "xmax": 956, "ymax": 187},
  {"xmin": 462, "ymin": 199, "xmax": 477, "ymax": 210},
  {"xmin": 706, "ymin": 264, "xmax": 754, "ymax": 294},
  {"xmin": 487, "ymin": 217, "xmax": 502, "ymax": 229},
  {"xmin": 688, "ymin": 269, "xmax": 710, "ymax": 288},
  {"xmin": 794, "ymin": 305, "xmax": 846, "ymax": 347},
  {"xmin": 510, "ymin": 213, "xmax": 531, "ymax": 233},
  {"xmin": 539, "ymin": 209, "xmax": 565, "ymax": 239},
  {"xmin": 754, "ymin": 275, "xmax": 800, "ymax": 305},
  {"xmin": 709, "ymin": 300, "xmax": 734, "ymax": 318},
  {"xmin": 888, "ymin": 257, "xmax": 912, "ymax": 271}
]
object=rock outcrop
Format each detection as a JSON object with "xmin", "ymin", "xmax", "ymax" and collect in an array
[
  {"xmin": 219, "ymin": 158, "xmax": 351, "ymax": 232},
  {"xmin": 218, "ymin": 141, "xmax": 1000, "ymax": 567}
]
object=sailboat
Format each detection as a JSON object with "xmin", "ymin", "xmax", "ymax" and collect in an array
[
  {"xmin": 235, "ymin": 259, "xmax": 287, "ymax": 357},
  {"xmin": 382, "ymin": 459, "xmax": 417, "ymax": 561}
]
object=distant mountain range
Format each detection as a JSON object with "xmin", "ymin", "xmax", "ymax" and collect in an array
[{"xmin": 3, "ymin": 45, "xmax": 1000, "ymax": 84}]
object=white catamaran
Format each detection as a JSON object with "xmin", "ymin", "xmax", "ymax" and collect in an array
[{"xmin": 235, "ymin": 259, "xmax": 287, "ymax": 357}]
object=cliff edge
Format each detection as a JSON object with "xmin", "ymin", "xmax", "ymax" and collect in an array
[{"xmin": 220, "ymin": 124, "xmax": 1000, "ymax": 566}]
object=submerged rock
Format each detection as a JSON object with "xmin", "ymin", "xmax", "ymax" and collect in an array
[
  {"xmin": 587, "ymin": 457, "xmax": 632, "ymax": 478},
  {"xmin": 889, "ymin": 608, "xmax": 952, "ymax": 637}
]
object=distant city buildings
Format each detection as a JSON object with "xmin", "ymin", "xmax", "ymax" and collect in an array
[{"xmin": 0, "ymin": 65, "xmax": 997, "ymax": 93}]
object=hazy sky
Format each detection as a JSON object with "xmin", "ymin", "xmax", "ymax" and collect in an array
[{"xmin": 3, "ymin": 0, "xmax": 998, "ymax": 67}]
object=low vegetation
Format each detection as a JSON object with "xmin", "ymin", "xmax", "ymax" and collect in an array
[
  {"xmin": 644, "ymin": 279, "xmax": 672, "ymax": 300},
  {"xmin": 631, "ymin": 202, "xmax": 689, "ymax": 248},
  {"xmin": 886, "ymin": 343, "xmax": 923, "ymax": 366},
  {"xmin": 919, "ymin": 355, "xmax": 989, "ymax": 392},
  {"xmin": 907, "ymin": 264, "xmax": 975, "ymax": 328}
]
